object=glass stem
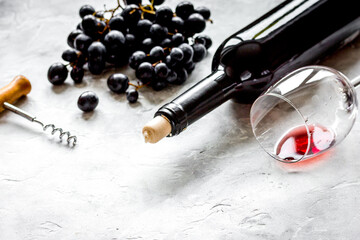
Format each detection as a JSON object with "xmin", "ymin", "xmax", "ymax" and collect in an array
[{"xmin": 351, "ymin": 75, "xmax": 360, "ymax": 88}]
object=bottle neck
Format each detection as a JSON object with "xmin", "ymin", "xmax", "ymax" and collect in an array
[{"xmin": 155, "ymin": 70, "xmax": 237, "ymax": 136}]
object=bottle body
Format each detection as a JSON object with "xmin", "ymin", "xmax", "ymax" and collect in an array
[{"xmin": 156, "ymin": 0, "xmax": 360, "ymax": 136}]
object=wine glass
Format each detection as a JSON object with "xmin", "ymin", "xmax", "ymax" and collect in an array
[{"xmin": 250, "ymin": 65, "xmax": 359, "ymax": 163}]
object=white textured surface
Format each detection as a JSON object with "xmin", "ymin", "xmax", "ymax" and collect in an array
[{"xmin": 1, "ymin": 0, "xmax": 360, "ymax": 239}]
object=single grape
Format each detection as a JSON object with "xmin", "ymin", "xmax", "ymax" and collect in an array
[
  {"xmin": 77, "ymin": 91, "xmax": 99, "ymax": 112},
  {"xmin": 149, "ymin": 46, "xmax": 165, "ymax": 62},
  {"xmin": 160, "ymin": 38, "xmax": 172, "ymax": 48},
  {"xmin": 171, "ymin": 33, "xmax": 185, "ymax": 47},
  {"xmin": 136, "ymin": 19, "xmax": 152, "ymax": 38},
  {"xmin": 185, "ymin": 13, "xmax": 206, "ymax": 34},
  {"xmin": 81, "ymin": 15, "xmax": 99, "ymax": 36},
  {"xmin": 178, "ymin": 43, "xmax": 193, "ymax": 63},
  {"xmin": 47, "ymin": 63, "xmax": 68, "ymax": 85},
  {"xmin": 195, "ymin": 34, "xmax": 212, "ymax": 49},
  {"xmin": 165, "ymin": 55, "xmax": 178, "ymax": 68},
  {"xmin": 166, "ymin": 70, "xmax": 178, "ymax": 84},
  {"xmin": 129, "ymin": 51, "xmax": 147, "ymax": 69},
  {"xmin": 141, "ymin": 38, "xmax": 155, "ymax": 53},
  {"xmin": 95, "ymin": 12, "xmax": 104, "ymax": 19},
  {"xmin": 184, "ymin": 60, "xmax": 195, "ymax": 74},
  {"xmin": 70, "ymin": 67, "xmax": 84, "ymax": 84},
  {"xmin": 170, "ymin": 47, "xmax": 184, "ymax": 62},
  {"xmin": 103, "ymin": 30, "xmax": 126, "ymax": 54},
  {"xmin": 88, "ymin": 42, "xmax": 107, "ymax": 62},
  {"xmin": 151, "ymin": 79, "xmax": 167, "ymax": 91},
  {"xmin": 126, "ymin": 88, "xmax": 139, "ymax": 103},
  {"xmin": 136, "ymin": 62, "xmax": 154, "ymax": 83},
  {"xmin": 79, "ymin": 5, "xmax": 95, "ymax": 18},
  {"xmin": 169, "ymin": 16, "xmax": 184, "ymax": 33},
  {"xmin": 154, "ymin": 62, "xmax": 169, "ymax": 79},
  {"xmin": 88, "ymin": 61, "xmax": 105, "ymax": 75},
  {"xmin": 109, "ymin": 16, "xmax": 126, "ymax": 33},
  {"xmin": 107, "ymin": 73, "xmax": 129, "ymax": 93},
  {"xmin": 62, "ymin": 49, "xmax": 78, "ymax": 63},
  {"xmin": 67, "ymin": 29, "xmax": 83, "ymax": 48},
  {"xmin": 192, "ymin": 43, "xmax": 207, "ymax": 62},
  {"xmin": 155, "ymin": 6, "xmax": 173, "ymax": 25},
  {"xmin": 173, "ymin": 68, "xmax": 188, "ymax": 85},
  {"xmin": 153, "ymin": 0, "xmax": 165, "ymax": 5},
  {"xmin": 97, "ymin": 20, "xmax": 107, "ymax": 33},
  {"xmin": 175, "ymin": 1, "xmax": 194, "ymax": 19},
  {"xmin": 121, "ymin": 4, "xmax": 141, "ymax": 26},
  {"xmin": 125, "ymin": 33, "xmax": 137, "ymax": 50},
  {"xmin": 195, "ymin": 6, "xmax": 211, "ymax": 20},
  {"xmin": 150, "ymin": 23, "xmax": 168, "ymax": 42},
  {"xmin": 74, "ymin": 33, "xmax": 93, "ymax": 53}
]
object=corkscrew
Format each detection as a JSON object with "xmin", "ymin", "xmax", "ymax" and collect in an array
[{"xmin": 0, "ymin": 76, "xmax": 77, "ymax": 146}]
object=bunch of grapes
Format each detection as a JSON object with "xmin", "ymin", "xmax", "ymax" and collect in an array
[{"xmin": 48, "ymin": 0, "xmax": 212, "ymax": 104}]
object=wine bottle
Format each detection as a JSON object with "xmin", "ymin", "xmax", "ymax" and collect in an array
[{"xmin": 142, "ymin": 0, "xmax": 360, "ymax": 143}]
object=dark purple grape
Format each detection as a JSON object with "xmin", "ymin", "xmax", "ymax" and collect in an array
[
  {"xmin": 149, "ymin": 46, "xmax": 165, "ymax": 62},
  {"xmin": 136, "ymin": 19, "xmax": 152, "ymax": 38},
  {"xmin": 77, "ymin": 91, "xmax": 99, "ymax": 112},
  {"xmin": 79, "ymin": 5, "xmax": 95, "ymax": 18},
  {"xmin": 97, "ymin": 20, "xmax": 107, "ymax": 33},
  {"xmin": 154, "ymin": 62, "xmax": 169, "ymax": 79},
  {"xmin": 81, "ymin": 15, "xmax": 98, "ymax": 35},
  {"xmin": 48, "ymin": 63, "xmax": 68, "ymax": 85},
  {"xmin": 173, "ymin": 68, "xmax": 188, "ymax": 85},
  {"xmin": 125, "ymin": 33, "xmax": 137, "ymax": 50},
  {"xmin": 151, "ymin": 80, "xmax": 167, "ymax": 91},
  {"xmin": 169, "ymin": 16, "xmax": 184, "ymax": 33},
  {"xmin": 136, "ymin": 62, "xmax": 154, "ymax": 83},
  {"xmin": 184, "ymin": 60, "xmax": 195, "ymax": 74},
  {"xmin": 160, "ymin": 38, "xmax": 172, "ymax": 49},
  {"xmin": 166, "ymin": 70, "xmax": 177, "ymax": 83},
  {"xmin": 155, "ymin": 6, "xmax": 173, "ymax": 25},
  {"xmin": 175, "ymin": 1, "xmax": 194, "ymax": 19},
  {"xmin": 192, "ymin": 43, "xmax": 207, "ymax": 62},
  {"xmin": 88, "ymin": 61, "xmax": 105, "ymax": 75},
  {"xmin": 109, "ymin": 16, "xmax": 126, "ymax": 33},
  {"xmin": 126, "ymin": 89, "xmax": 139, "ymax": 103},
  {"xmin": 178, "ymin": 43, "xmax": 193, "ymax": 63},
  {"xmin": 95, "ymin": 12, "xmax": 104, "ymax": 19},
  {"xmin": 129, "ymin": 51, "xmax": 147, "ymax": 69},
  {"xmin": 107, "ymin": 73, "xmax": 129, "ymax": 93},
  {"xmin": 150, "ymin": 24, "xmax": 168, "ymax": 42},
  {"xmin": 62, "ymin": 49, "xmax": 78, "ymax": 63},
  {"xmin": 121, "ymin": 4, "xmax": 141, "ymax": 26},
  {"xmin": 185, "ymin": 13, "xmax": 206, "ymax": 34},
  {"xmin": 171, "ymin": 33, "xmax": 185, "ymax": 47},
  {"xmin": 195, "ymin": 6, "xmax": 211, "ymax": 20},
  {"xmin": 88, "ymin": 42, "xmax": 107, "ymax": 62},
  {"xmin": 74, "ymin": 33, "xmax": 93, "ymax": 53},
  {"xmin": 141, "ymin": 38, "xmax": 155, "ymax": 53},
  {"xmin": 103, "ymin": 30, "xmax": 126, "ymax": 54},
  {"xmin": 165, "ymin": 55, "xmax": 178, "ymax": 68},
  {"xmin": 67, "ymin": 29, "xmax": 83, "ymax": 48},
  {"xmin": 170, "ymin": 47, "xmax": 184, "ymax": 62},
  {"xmin": 195, "ymin": 34, "xmax": 212, "ymax": 49},
  {"xmin": 153, "ymin": 0, "xmax": 165, "ymax": 5},
  {"xmin": 70, "ymin": 67, "xmax": 84, "ymax": 84}
]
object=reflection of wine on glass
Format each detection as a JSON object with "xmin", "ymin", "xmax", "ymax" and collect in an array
[{"xmin": 250, "ymin": 66, "xmax": 360, "ymax": 163}]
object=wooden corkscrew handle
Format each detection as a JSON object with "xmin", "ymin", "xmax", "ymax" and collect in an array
[{"xmin": 0, "ymin": 76, "xmax": 31, "ymax": 113}]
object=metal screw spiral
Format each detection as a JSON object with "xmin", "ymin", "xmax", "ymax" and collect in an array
[{"xmin": 4, "ymin": 102, "xmax": 77, "ymax": 146}]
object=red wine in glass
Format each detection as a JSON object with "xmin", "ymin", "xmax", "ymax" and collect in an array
[{"xmin": 275, "ymin": 124, "xmax": 335, "ymax": 161}]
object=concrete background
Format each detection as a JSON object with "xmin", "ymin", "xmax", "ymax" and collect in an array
[{"xmin": 1, "ymin": 0, "xmax": 360, "ymax": 239}]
